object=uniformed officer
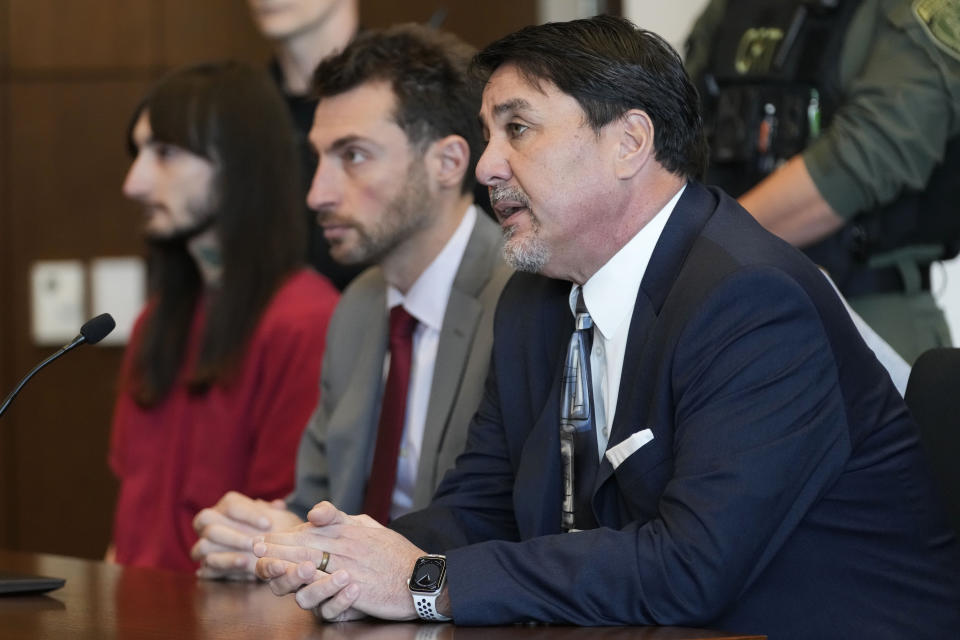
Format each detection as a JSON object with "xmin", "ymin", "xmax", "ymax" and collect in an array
[{"xmin": 686, "ymin": 0, "xmax": 960, "ymax": 363}]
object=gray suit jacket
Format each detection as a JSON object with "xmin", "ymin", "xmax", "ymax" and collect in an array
[{"xmin": 287, "ymin": 213, "xmax": 512, "ymax": 518}]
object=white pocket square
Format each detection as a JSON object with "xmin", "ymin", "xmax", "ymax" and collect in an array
[{"xmin": 605, "ymin": 428, "xmax": 654, "ymax": 470}]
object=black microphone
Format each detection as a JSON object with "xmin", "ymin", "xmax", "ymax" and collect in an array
[
  {"xmin": 0, "ymin": 313, "xmax": 116, "ymax": 418},
  {"xmin": 76, "ymin": 312, "xmax": 116, "ymax": 346}
]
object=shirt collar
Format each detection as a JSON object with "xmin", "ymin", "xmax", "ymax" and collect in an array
[
  {"xmin": 387, "ymin": 205, "xmax": 478, "ymax": 331},
  {"xmin": 569, "ymin": 185, "xmax": 685, "ymax": 339}
]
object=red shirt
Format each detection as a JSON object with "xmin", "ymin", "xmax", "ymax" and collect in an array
[{"xmin": 109, "ymin": 269, "xmax": 338, "ymax": 572}]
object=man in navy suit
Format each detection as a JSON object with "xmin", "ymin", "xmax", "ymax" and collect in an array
[{"xmin": 251, "ymin": 16, "xmax": 960, "ymax": 637}]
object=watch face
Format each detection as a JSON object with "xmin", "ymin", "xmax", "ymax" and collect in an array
[{"xmin": 410, "ymin": 557, "xmax": 445, "ymax": 593}]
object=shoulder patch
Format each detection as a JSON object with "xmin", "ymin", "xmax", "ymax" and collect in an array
[{"xmin": 913, "ymin": 0, "xmax": 960, "ymax": 62}]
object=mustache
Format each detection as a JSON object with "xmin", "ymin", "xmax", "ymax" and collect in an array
[
  {"xmin": 315, "ymin": 208, "xmax": 354, "ymax": 227},
  {"xmin": 489, "ymin": 184, "xmax": 530, "ymax": 208}
]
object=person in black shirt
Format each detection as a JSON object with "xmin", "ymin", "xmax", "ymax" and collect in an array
[{"xmin": 248, "ymin": 0, "xmax": 365, "ymax": 290}]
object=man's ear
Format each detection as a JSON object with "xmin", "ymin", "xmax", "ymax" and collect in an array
[
  {"xmin": 426, "ymin": 134, "xmax": 470, "ymax": 190},
  {"xmin": 615, "ymin": 110, "xmax": 655, "ymax": 180}
]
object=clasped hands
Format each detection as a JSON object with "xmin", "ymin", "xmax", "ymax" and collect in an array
[
  {"xmin": 252, "ymin": 501, "xmax": 426, "ymax": 622},
  {"xmin": 191, "ymin": 491, "xmax": 303, "ymax": 580}
]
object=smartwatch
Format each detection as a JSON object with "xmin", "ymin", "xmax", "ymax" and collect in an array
[{"xmin": 408, "ymin": 554, "xmax": 451, "ymax": 621}]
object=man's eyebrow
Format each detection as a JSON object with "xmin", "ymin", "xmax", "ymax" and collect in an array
[
  {"xmin": 492, "ymin": 98, "xmax": 533, "ymax": 118},
  {"xmin": 311, "ymin": 134, "xmax": 374, "ymax": 154},
  {"xmin": 329, "ymin": 135, "xmax": 367, "ymax": 151}
]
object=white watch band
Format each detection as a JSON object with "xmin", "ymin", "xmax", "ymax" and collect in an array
[{"xmin": 412, "ymin": 593, "xmax": 451, "ymax": 621}]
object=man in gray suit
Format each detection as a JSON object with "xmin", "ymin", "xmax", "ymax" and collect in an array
[{"xmin": 190, "ymin": 24, "xmax": 511, "ymax": 580}]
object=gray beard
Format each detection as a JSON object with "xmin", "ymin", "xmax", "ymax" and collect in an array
[{"xmin": 502, "ymin": 223, "xmax": 549, "ymax": 273}]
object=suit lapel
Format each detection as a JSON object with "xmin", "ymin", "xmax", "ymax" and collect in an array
[
  {"xmin": 325, "ymin": 278, "xmax": 389, "ymax": 504},
  {"xmin": 416, "ymin": 214, "xmax": 499, "ymax": 501},
  {"xmin": 593, "ymin": 183, "xmax": 718, "ymax": 500},
  {"xmin": 514, "ymin": 280, "xmax": 571, "ymax": 538},
  {"xmin": 417, "ymin": 288, "xmax": 481, "ymax": 489},
  {"xmin": 594, "ymin": 289, "xmax": 657, "ymax": 491}
]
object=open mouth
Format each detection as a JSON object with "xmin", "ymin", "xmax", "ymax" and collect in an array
[
  {"xmin": 494, "ymin": 204, "xmax": 529, "ymax": 224},
  {"xmin": 489, "ymin": 184, "xmax": 531, "ymax": 224}
]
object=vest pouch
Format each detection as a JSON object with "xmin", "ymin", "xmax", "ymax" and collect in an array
[{"xmin": 707, "ymin": 82, "xmax": 817, "ymax": 196}]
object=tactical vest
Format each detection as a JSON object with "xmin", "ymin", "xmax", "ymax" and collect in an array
[{"xmin": 696, "ymin": 0, "xmax": 960, "ymax": 295}]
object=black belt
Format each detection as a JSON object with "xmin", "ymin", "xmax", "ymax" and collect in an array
[{"xmin": 841, "ymin": 263, "xmax": 932, "ymax": 298}]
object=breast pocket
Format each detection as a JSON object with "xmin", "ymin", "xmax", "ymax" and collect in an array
[{"xmin": 610, "ymin": 428, "xmax": 673, "ymax": 521}]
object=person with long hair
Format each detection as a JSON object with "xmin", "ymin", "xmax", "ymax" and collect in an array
[{"xmin": 108, "ymin": 61, "xmax": 339, "ymax": 572}]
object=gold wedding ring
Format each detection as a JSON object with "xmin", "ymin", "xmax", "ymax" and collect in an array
[{"xmin": 318, "ymin": 551, "xmax": 330, "ymax": 573}]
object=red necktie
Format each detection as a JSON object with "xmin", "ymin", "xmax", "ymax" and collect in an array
[{"xmin": 362, "ymin": 305, "xmax": 418, "ymax": 524}]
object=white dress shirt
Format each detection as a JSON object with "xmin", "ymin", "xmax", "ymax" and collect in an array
[
  {"xmin": 384, "ymin": 205, "xmax": 478, "ymax": 519},
  {"xmin": 818, "ymin": 268, "xmax": 910, "ymax": 395},
  {"xmin": 568, "ymin": 186, "xmax": 685, "ymax": 458}
]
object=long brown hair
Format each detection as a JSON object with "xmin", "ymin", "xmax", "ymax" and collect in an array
[{"xmin": 127, "ymin": 61, "xmax": 305, "ymax": 406}]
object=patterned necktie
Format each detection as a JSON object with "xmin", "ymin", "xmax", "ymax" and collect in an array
[
  {"xmin": 363, "ymin": 305, "xmax": 418, "ymax": 525},
  {"xmin": 560, "ymin": 288, "xmax": 600, "ymax": 532}
]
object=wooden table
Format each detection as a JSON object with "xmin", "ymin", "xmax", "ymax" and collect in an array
[{"xmin": 0, "ymin": 551, "xmax": 764, "ymax": 639}]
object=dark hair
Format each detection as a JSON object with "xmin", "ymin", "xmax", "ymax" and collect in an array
[
  {"xmin": 311, "ymin": 24, "xmax": 482, "ymax": 194},
  {"xmin": 474, "ymin": 15, "xmax": 707, "ymax": 179},
  {"xmin": 126, "ymin": 61, "xmax": 305, "ymax": 406}
]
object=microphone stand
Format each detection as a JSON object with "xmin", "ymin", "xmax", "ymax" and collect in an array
[{"xmin": 0, "ymin": 335, "xmax": 87, "ymax": 419}]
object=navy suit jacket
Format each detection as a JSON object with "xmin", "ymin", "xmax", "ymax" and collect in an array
[{"xmin": 392, "ymin": 182, "xmax": 960, "ymax": 637}]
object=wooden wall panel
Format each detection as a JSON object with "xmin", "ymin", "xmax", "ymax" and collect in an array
[
  {"xmin": 0, "ymin": 0, "xmax": 10, "ymax": 548},
  {"xmin": 8, "ymin": 83, "xmax": 146, "ymax": 257},
  {"xmin": 161, "ymin": 0, "xmax": 272, "ymax": 68},
  {"xmin": 5, "ymin": 80, "xmax": 149, "ymax": 557},
  {"xmin": 8, "ymin": 0, "xmax": 157, "ymax": 72},
  {"xmin": 4, "ymin": 345, "xmax": 124, "ymax": 556},
  {"xmin": 359, "ymin": 0, "xmax": 538, "ymax": 48}
]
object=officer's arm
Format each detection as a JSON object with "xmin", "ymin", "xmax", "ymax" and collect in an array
[
  {"xmin": 738, "ymin": 155, "xmax": 844, "ymax": 248},
  {"xmin": 802, "ymin": 1, "xmax": 959, "ymax": 220},
  {"xmin": 739, "ymin": 1, "xmax": 960, "ymax": 248}
]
